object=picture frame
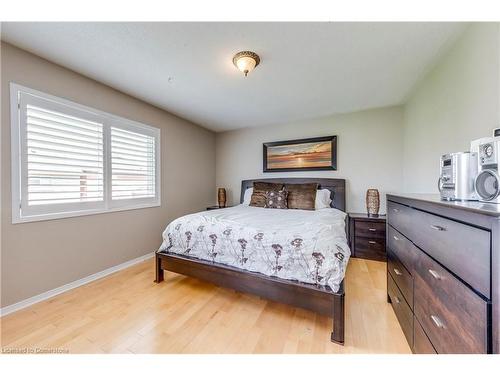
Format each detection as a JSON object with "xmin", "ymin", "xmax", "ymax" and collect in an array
[{"xmin": 263, "ymin": 135, "xmax": 337, "ymax": 172}]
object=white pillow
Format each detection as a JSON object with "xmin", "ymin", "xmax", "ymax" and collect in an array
[
  {"xmin": 242, "ymin": 187, "xmax": 253, "ymax": 205},
  {"xmin": 315, "ymin": 189, "xmax": 332, "ymax": 209}
]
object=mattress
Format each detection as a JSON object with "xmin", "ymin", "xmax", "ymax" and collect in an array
[{"xmin": 157, "ymin": 205, "xmax": 350, "ymax": 292}]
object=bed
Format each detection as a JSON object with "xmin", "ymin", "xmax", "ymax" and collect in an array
[{"xmin": 154, "ymin": 178, "xmax": 349, "ymax": 344}]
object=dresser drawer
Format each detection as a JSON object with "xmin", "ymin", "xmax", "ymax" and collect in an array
[
  {"xmin": 388, "ymin": 250, "xmax": 413, "ymax": 308},
  {"xmin": 387, "ymin": 226, "xmax": 417, "ymax": 273},
  {"xmin": 355, "ymin": 221, "xmax": 386, "ymax": 239},
  {"xmin": 388, "ymin": 273, "xmax": 413, "ymax": 347},
  {"xmin": 413, "ymin": 316, "xmax": 436, "ymax": 354},
  {"xmin": 354, "ymin": 237, "xmax": 386, "ymax": 261},
  {"xmin": 387, "ymin": 201, "xmax": 413, "ymax": 238},
  {"xmin": 414, "ymin": 249, "xmax": 488, "ymax": 354},
  {"xmin": 410, "ymin": 208, "xmax": 490, "ymax": 298}
]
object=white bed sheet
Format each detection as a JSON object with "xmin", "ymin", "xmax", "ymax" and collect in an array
[{"xmin": 158, "ymin": 205, "xmax": 350, "ymax": 292}]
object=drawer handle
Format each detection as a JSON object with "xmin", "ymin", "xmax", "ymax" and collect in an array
[
  {"xmin": 368, "ymin": 240, "xmax": 377, "ymax": 244},
  {"xmin": 392, "ymin": 208, "xmax": 400, "ymax": 213},
  {"xmin": 430, "ymin": 315, "xmax": 445, "ymax": 329},
  {"xmin": 394, "ymin": 296, "xmax": 401, "ymax": 304},
  {"xmin": 428, "ymin": 269, "xmax": 442, "ymax": 280},
  {"xmin": 393, "ymin": 235, "xmax": 400, "ymax": 241},
  {"xmin": 394, "ymin": 268, "xmax": 403, "ymax": 276},
  {"xmin": 368, "ymin": 228, "xmax": 377, "ymax": 232},
  {"xmin": 430, "ymin": 224, "xmax": 446, "ymax": 231}
]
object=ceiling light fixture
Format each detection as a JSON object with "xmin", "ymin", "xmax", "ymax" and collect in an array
[{"xmin": 232, "ymin": 51, "xmax": 260, "ymax": 77}]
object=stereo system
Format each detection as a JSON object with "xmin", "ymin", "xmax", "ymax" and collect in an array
[
  {"xmin": 438, "ymin": 128, "xmax": 500, "ymax": 203},
  {"xmin": 439, "ymin": 152, "xmax": 478, "ymax": 201}
]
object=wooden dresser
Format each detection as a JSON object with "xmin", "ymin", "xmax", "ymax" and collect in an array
[
  {"xmin": 349, "ymin": 213, "xmax": 386, "ymax": 261},
  {"xmin": 386, "ymin": 194, "xmax": 500, "ymax": 354}
]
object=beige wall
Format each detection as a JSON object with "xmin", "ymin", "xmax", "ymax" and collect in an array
[
  {"xmin": 1, "ymin": 42, "xmax": 216, "ymax": 307},
  {"xmin": 403, "ymin": 23, "xmax": 500, "ymax": 192},
  {"xmin": 216, "ymin": 106, "xmax": 404, "ymax": 214}
]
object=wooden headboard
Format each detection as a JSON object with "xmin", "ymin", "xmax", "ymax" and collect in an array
[{"xmin": 240, "ymin": 178, "xmax": 346, "ymax": 212}]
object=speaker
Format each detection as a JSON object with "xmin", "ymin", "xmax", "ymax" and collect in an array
[{"xmin": 475, "ymin": 139, "xmax": 500, "ymax": 203}]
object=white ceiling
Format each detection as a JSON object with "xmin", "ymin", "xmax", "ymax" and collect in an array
[{"xmin": 1, "ymin": 22, "xmax": 466, "ymax": 132}]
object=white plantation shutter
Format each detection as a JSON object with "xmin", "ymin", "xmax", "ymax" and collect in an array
[
  {"xmin": 111, "ymin": 127, "xmax": 156, "ymax": 201},
  {"xmin": 26, "ymin": 105, "xmax": 104, "ymax": 206},
  {"xmin": 11, "ymin": 84, "xmax": 160, "ymax": 223}
]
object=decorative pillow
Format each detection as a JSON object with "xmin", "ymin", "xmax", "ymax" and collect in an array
[
  {"xmin": 250, "ymin": 182, "xmax": 284, "ymax": 207},
  {"xmin": 264, "ymin": 190, "xmax": 288, "ymax": 209},
  {"xmin": 315, "ymin": 188, "xmax": 333, "ymax": 209},
  {"xmin": 242, "ymin": 187, "xmax": 253, "ymax": 205},
  {"xmin": 285, "ymin": 183, "xmax": 318, "ymax": 210}
]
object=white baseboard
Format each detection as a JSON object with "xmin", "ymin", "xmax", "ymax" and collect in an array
[{"xmin": 0, "ymin": 252, "xmax": 155, "ymax": 317}]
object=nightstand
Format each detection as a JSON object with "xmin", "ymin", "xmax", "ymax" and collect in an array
[
  {"xmin": 348, "ymin": 213, "xmax": 386, "ymax": 262},
  {"xmin": 206, "ymin": 205, "xmax": 233, "ymax": 211}
]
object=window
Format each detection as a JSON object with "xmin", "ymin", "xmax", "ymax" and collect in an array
[
  {"xmin": 111, "ymin": 126, "xmax": 156, "ymax": 202},
  {"xmin": 11, "ymin": 83, "xmax": 160, "ymax": 223}
]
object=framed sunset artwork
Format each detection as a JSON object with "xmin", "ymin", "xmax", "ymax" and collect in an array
[{"xmin": 263, "ymin": 136, "xmax": 337, "ymax": 172}]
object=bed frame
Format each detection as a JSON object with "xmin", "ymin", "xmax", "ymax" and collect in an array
[{"xmin": 155, "ymin": 178, "xmax": 347, "ymax": 345}]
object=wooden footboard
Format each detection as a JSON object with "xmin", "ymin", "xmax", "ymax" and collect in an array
[{"xmin": 154, "ymin": 252, "xmax": 345, "ymax": 345}]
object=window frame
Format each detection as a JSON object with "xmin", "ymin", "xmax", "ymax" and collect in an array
[{"xmin": 10, "ymin": 83, "xmax": 161, "ymax": 224}]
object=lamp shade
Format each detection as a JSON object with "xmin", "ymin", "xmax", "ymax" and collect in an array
[
  {"xmin": 236, "ymin": 56, "xmax": 256, "ymax": 75},
  {"xmin": 232, "ymin": 51, "xmax": 260, "ymax": 76}
]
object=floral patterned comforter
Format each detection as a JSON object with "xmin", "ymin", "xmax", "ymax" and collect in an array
[{"xmin": 157, "ymin": 205, "xmax": 350, "ymax": 292}]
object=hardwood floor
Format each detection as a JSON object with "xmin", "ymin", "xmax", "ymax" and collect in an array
[{"xmin": 0, "ymin": 257, "xmax": 411, "ymax": 354}]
